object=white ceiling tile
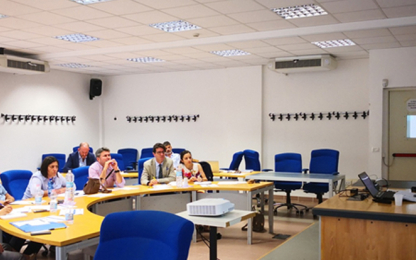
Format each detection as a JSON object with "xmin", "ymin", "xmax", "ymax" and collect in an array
[
  {"xmin": 82, "ymin": 54, "xmax": 118, "ymax": 61},
  {"xmin": 132, "ymin": 0, "xmax": 197, "ymax": 9},
  {"xmin": 0, "ymin": 30, "xmax": 42, "ymax": 40},
  {"xmin": 116, "ymin": 25, "xmax": 162, "ymax": 36},
  {"xmin": 243, "ymin": 46, "xmax": 282, "ymax": 54},
  {"xmin": 17, "ymin": 12, "xmax": 76, "ymax": 25},
  {"xmin": 51, "ymin": 6, "xmax": 113, "ymax": 20},
  {"xmin": 4, "ymin": 40, "xmax": 43, "ymax": 48},
  {"xmin": 301, "ymin": 33, "xmax": 348, "ymax": 42},
  {"xmin": 400, "ymin": 40, "xmax": 416, "ymax": 47},
  {"xmin": 334, "ymin": 50, "xmax": 369, "ymax": 59},
  {"xmin": 264, "ymin": 37, "xmax": 308, "ymax": 46},
  {"xmin": 53, "ymin": 43, "xmax": 97, "ymax": 51},
  {"xmin": 321, "ymin": 0, "xmax": 379, "ymax": 14},
  {"xmin": 82, "ymin": 40, "xmax": 123, "ymax": 48},
  {"xmin": 344, "ymin": 29, "xmax": 393, "ymax": 39},
  {"xmin": 164, "ymin": 47, "xmax": 203, "ymax": 54},
  {"xmin": 31, "ymin": 45, "xmax": 74, "ymax": 53},
  {"xmin": 286, "ymin": 15, "xmax": 339, "ymax": 27},
  {"xmin": 30, "ymin": 37, "xmax": 70, "ymax": 46},
  {"xmin": 54, "ymin": 21, "xmax": 105, "ymax": 32},
  {"xmin": 286, "ymin": 49, "xmax": 329, "ymax": 56},
  {"xmin": 246, "ymin": 20, "xmax": 296, "ymax": 31},
  {"xmin": 375, "ymin": 0, "xmax": 416, "ymax": 8},
  {"xmin": 256, "ymin": 50, "xmax": 293, "ymax": 58},
  {"xmin": 353, "ymin": 36, "xmax": 398, "ymax": 45},
  {"xmin": 228, "ymin": 10, "xmax": 281, "ymax": 23},
  {"xmin": 383, "ymin": 5, "xmax": 416, "ymax": 18},
  {"xmin": 0, "ymin": 35, "xmax": 14, "ymax": 42},
  {"xmin": 333, "ymin": 9, "xmax": 386, "ymax": 22},
  {"xmin": 227, "ymin": 40, "xmax": 270, "ymax": 49},
  {"xmin": 12, "ymin": 0, "xmax": 78, "ymax": 10},
  {"xmin": 395, "ymin": 34, "xmax": 416, "ymax": 41},
  {"xmin": 133, "ymin": 50, "xmax": 172, "ymax": 57},
  {"xmin": 0, "ymin": 1, "xmax": 42, "ymax": 15},
  {"xmin": 323, "ymin": 45, "xmax": 364, "ymax": 53},
  {"xmin": 174, "ymin": 29, "xmax": 220, "ymax": 39},
  {"xmin": 255, "ymin": 0, "xmax": 314, "ymax": 9},
  {"xmin": 188, "ymin": 15, "xmax": 240, "ymax": 28},
  {"xmin": 140, "ymin": 33, "xmax": 186, "ymax": 42},
  {"xmin": 277, "ymin": 43, "xmax": 321, "ymax": 51},
  {"xmin": 389, "ymin": 25, "xmax": 416, "ymax": 35},
  {"xmin": 123, "ymin": 10, "xmax": 178, "ymax": 24},
  {"xmin": 86, "ymin": 16, "xmax": 140, "ymax": 29},
  {"xmin": 360, "ymin": 42, "xmax": 402, "ymax": 50},
  {"xmin": 181, "ymin": 52, "xmax": 216, "ymax": 59},
  {"xmin": 21, "ymin": 26, "xmax": 75, "ymax": 37},
  {"xmin": 0, "ymin": 17, "xmax": 43, "ymax": 30},
  {"xmin": 204, "ymin": 0, "xmax": 265, "ymax": 14},
  {"xmin": 162, "ymin": 5, "xmax": 220, "ymax": 19},
  {"xmin": 194, "ymin": 43, "xmax": 233, "ymax": 51},
  {"xmin": 208, "ymin": 24, "xmax": 256, "ymax": 35},
  {"xmin": 89, "ymin": 0, "xmax": 152, "ymax": 15},
  {"xmin": 111, "ymin": 36, "xmax": 154, "ymax": 45},
  {"xmin": 88, "ymin": 29, "xmax": 131, "ymax": 40}
]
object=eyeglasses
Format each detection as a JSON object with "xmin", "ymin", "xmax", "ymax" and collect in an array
[{"xmin": 155, "ymin": 151, "xmax": 165, "ymax": 154}]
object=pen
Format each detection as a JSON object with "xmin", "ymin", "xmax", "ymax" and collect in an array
[{"xmin": 50, "ymin": 227, "xmax": 67, "ymax": 230}]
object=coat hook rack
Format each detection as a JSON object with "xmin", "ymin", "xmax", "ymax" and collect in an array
[
  {"xmin": 1, "ymin": 113, "xmax": 76, "ymax": 124},
  {"xmin": 126, "ymin": 114, "xmax": 200, "ymax": 123},
  {"xmin": 269, "ymin": 110, "xmax": 370, "ymax": 122}
]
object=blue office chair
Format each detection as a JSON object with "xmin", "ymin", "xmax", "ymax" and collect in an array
[
  {"xmin": 220, "ymin": 151, "xmax": 244, "ymax": 171},
  {"xmin": 273, "ymin": 153, "xmax": 307, "ymax": 215},
  {"xmin": 94, "ymin": 210, "xmax": 194, "ymax": 260},
  {"xmin": 117, "ymin": 148, "xmax": 138, "ymax": 170},
  {"xmin": 303, "ymin": 149, "xmax": 340, "ymax": 204},
  {"xmin": 0, "ymin": 170, "xmax": 32, "ymax": 200},
  {"xmin": 172, "ymin": 148, "xmax": 185, "ymax": 154},
  {"xmin": 110, "ymin": 153, "xmax": 126, "ymax": 171},
  {"xmin": 72, "ymin": 146, "xmax": 93, "ymax": 153},
  {"xmin": 42, "ymin": 153, "xmax": 66, "ymax": 173},
  {"xmin": 72, "ymin": 166, "xmax": 89, "ymax": 191},
  {"xmin": 137, "ymin": 157, "xmax": 153, "ymax": 184},
  {"xmin": 140, "ymin": 148, "xmax": 154, "ymax": 159},
  {"xmin": 243, "ymin": 149, "xmax": 261, "ymax": 171}
]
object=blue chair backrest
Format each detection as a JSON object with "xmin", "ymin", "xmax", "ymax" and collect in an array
[
  {"xmin": 0, "ymin": 170, "xmax": 32, "ymax": 200},
  {"xmin": 275, "ymin": 153, "xmax": 302, "ymax": 172},
  {"xmin": 229, "ymin": 151, "xmax": 244, "ymax": 170},
  {"xmin": 94, "ymin": 211, "xmax": 194, "ymax": 260},
  {"xmin": 117, "ymin": 148, "xmax": 138, "ymax": 169},
  {"xmin": 138, "ymin": 157, "xmax": 153, "ymax": 184},
  {"xmin": 243, "ymin": 149, "xmax": 261, "ymax": 171},
  {"xmin": 309, "ymin": 149, "xmax": 339, "ymax": 174},
  {"xmin": 72, "ymin": 166, "xmax": 89, "ymax": 191},
  {"xmin": 110, "ymin": 153, "xmax": 125, "ymax": 171},
  {"xmin": 140, "ymin": 148, "xmax": 154, "ymax": 159},
  {"xmin": 172, "ymin": 148, "xmax": 185, "ymax": 154},
  {"xmin": 73, "ymin": 146, "xmax": 93, "ymax": 153},
  {"xmin": 42, "ymin": 153, "xmax": 66, "ymax": 173}
]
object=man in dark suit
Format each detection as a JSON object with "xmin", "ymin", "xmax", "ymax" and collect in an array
[
  {"xmin": 141, "ymin": 143, "xmax": 175, "ymax": 186},
  {"xmin": 62, "ymin": 142, "xmax": 96, "ymax": 172}
]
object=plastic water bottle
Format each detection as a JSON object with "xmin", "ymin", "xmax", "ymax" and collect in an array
[
  {"xmin": 49, "ymin": 190, "xmax": 58, "ymax": 213},
  {"xmin": 34, "ymin": 184, "xmax": 43, "ymax": 205},
  {"xmin": 65, "ymin": 206, "xmax": 74, "ymax": 224},
  {"xmin": 176, "ymin": 170, "xmax": 182, "ymax": 187},
  {"xmin": 183, "ymin": 177, "xmax": 189, "ymax": 188},
  {"xmin": 64, "ymin": 170, "xmax": 75, "ymax": 206}
]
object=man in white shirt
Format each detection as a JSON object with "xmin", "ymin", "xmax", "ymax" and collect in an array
[{"xmin": 163, "ymin": 141, "xmax": 180, "ymax": 169}]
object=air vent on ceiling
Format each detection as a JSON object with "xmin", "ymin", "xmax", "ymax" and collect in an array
[
  {"xmin": 0, "ymin": 54, "xmax": 50, "ymax": 74},
  {"xmin": 268, "ymin": 54, "xmax": 337, "ymax": 74}
]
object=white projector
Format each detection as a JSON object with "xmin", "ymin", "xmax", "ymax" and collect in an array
[{"xmin": 187, "ymin": 198, "xmax": 235, "ymax": 216}]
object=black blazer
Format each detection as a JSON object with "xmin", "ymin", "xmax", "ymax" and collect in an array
[{"xmin": 62, "ymin": 151, "xmax": 96, "ymax": 172}]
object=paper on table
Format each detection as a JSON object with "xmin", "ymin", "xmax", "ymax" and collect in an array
[
  {"xmin": 217, "ymin": 181, "xmax": 245, "ymax": 185},
  {"xmin": 88, "ymin": 193, "xmax": 112, "ymax": 197},
  {"xmin": 10, "ymin": 201, "xmax": 32, "ymax": 205},
  {"xmin": 40, "ymin": 216, "xmax": 66, "ymax": 223},
  {"xmin": 0, "ymin": 213, "xmax": 27, "ymax": 219},
  {"xmin": 194, "ymin": 181, "xmax": 212, "ymax": 185},
  {"xmin": 12, "ymin": 219, "xmax": 48, "ymax": 227},
  {"xmin": 152, "ymin": 185, "xmax": 172, "ymax": 190},
  {"xmin": 59, "ymin": 208, "xmax": 84, "ymax": 216}
]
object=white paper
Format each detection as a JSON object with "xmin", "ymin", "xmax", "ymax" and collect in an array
[
  {"xmin": 40, "ymin": 216, "xmax": 66, "ymax": 222},
  {"xmin": 0, "ymin": 213, "xmax": 27, "ymax": 219},
  {"xmin": 59, "ymin": 208, "xmax": 84, "ymax": 216},
  {"xmin": 152, "ymin": 185, "xmax": 172, "ymax": 190},
  {"xmin": 194, "ymin": 181, "xmax": 212, "ymax": 185},
  {"xmin": 217, "ymin": 181, "xmax": 245, "ymax": 185},
  {"xmin": 10, "ymin": 201, "xmax": 32, "ymax": 205}
]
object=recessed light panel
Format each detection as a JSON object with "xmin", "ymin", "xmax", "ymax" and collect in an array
[
  {"xmin": 312, "ymin": 39, "xmax": 356, "ymax": 48},
  {"xmin": 210, "ymin": 49, "xmax": 250, "ymax": 57},
  {"xmin": 272, "ymin": 4, "xmax": 327, "ymax": 19},
  {"xmin": 149, "ymin": 20, "xmax": 201, "ymax": 32},
  {"xmin": 127, "ymin": 57, "xmax": 165, "ymax": 63},
  {"xmin": 71, "ymin": 0, "xmax": 113, "ymax": 5},
  {"xmin": 55, "ymin": 34, "xmax": 100, "ymax": 43},
  {"xmin": 57, "ymin": 63, "xmax": 92, "ymax": 68}
]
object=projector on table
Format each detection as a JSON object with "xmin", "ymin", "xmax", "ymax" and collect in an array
[{"xmin": 187, "ymin": 198, "xmax": 235, "ymax": 216}]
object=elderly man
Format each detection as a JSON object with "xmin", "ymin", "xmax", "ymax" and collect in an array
[
  {"xmin": 163, "ymin": 141, "xmax": 180, "ymax": 169},
  {"xmin": 62, "ymin": 142, "xmax": 96, "ymax": 172},
  {"xmin": 141, "ymin": 143, "xmax": 175, "ymax": 186},
  {"xmin": 89, "ymin": 147, "xmax": 125, "ymax": 188}
]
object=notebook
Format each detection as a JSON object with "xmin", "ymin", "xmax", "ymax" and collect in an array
[{"xmin": 358, "ymin": 172, "xmax": 395, "ymax": 200}]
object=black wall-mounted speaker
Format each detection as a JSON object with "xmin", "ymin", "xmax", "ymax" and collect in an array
[{"xmin": 89, "ymin": 79, "xmax": 102, "ymax": 100}]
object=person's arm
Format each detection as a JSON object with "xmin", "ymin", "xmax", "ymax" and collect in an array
[
  {"xmin": 141, "ymin": 163, "xmax": 152, "ymax": 186},
  {"xmin": 0, "ymin": 205, "xmax": 12, "ymax": 216},
  {"xmin": 28, "ymin": 177, "xmax": 43, "ymax": 197},
  {"xmin": 4, "ymin": 193, "xmax": 14, "ymax": 204}
]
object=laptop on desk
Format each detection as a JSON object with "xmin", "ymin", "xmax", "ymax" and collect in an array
[{"xmin": 358, "ymin": 172, "xmax": 396, "ymax": 200}]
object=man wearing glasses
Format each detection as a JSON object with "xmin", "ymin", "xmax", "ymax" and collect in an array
[{"xmin": 141, "ymin": 143, "xmax": 175, "ymax": 186}]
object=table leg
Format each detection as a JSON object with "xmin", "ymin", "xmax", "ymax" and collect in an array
[
  {"xmin": 268, "ymin": 186, "xmax": 274, "ymax": 234},
  {"xmin": 247, "ymin": 217, "xmax": 252, "ymax": 245},
  {"xmin": 56, "ymin": 246, "xmax": 67, "ymax": 260},
  {"xmin": 328, "ymin": 180, "xmax": 333, "ymax": 197},
  {"xmin": 210, "ymin": 226, "xmax": 217, "ymax": 260}
]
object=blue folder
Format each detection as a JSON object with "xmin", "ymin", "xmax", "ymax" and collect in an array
[{"xmin": 10, "ymin": 222, "xmax": 67, "ymax": 233}]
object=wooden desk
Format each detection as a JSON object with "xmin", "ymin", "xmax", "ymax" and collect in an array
[
  {"xmin": 245, "ymin": 172, "xmax": 346, "ymax": 198},
  {"xmin": 213, "ymin": 171, "xmax": 260, "ymax": 180},
  {"xmin": 313, "ymin": 194, "xmax": 416, "ymax": 260},
  {"xmin": 0, "ymin": 181, "xmax": 273, "ymax": 260},
  {"xmin": 177, "ymin": 210, "xmax": 256, "ymax": 260}
]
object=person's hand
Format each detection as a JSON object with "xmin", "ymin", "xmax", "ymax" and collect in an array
[
  {"xmin": 189, "ymin": 177, "xmax": 197, "ymax": 182},
  {"xmin": 104, "ymin": 159, "xmax": 113, "ymax": 169},
  {"xmin": 0, "ymin": 205, "xmax": 12, "ymax": 216},
  {"xmin": 3, "ymin": 200, "xmax": 11, "ymax": 205},
  {"xmin": 111, "ymin": 159, "xmax": 118, "ymax": 169},
  {"xmin": 149, "ymin": 179, "xmax": 158, "ymax": 186},
  {"xmin": 197, "ymin": 176, "xmax": 202, "ymax": 182},
  {"xmin": 54, "ymin": 188, "xmax": 66, "ymax": 194}
]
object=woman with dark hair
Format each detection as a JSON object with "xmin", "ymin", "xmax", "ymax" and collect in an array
[
  {"xmin": 22, "ymin": 156, "xmax": 66, "ymax": 200},
  {"xmin": 178, "ymin": 150, "xmax": 207, "ymax": 182},
  {"xmin": 10, "ymin": 156, "xmax": 67, "ymax": 259}
]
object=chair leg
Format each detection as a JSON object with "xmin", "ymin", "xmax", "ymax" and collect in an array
[{"xmin": 273, "ymin": 190, "xmax": 308, "ymax": 215}]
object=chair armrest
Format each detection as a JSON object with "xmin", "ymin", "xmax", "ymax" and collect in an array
[
  {"xmin": 302, "ymin": 168, "xmax": 309, "ymax": 173},
  {"xmin": 332, "ymin": 172, "xmax": 339, "ymax": 175},
  {"xmin": 262, "ymin": 169, "xmax": 273, "ymax": 172}
]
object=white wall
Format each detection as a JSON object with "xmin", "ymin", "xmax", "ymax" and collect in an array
[
  {"xmin": 102, "ymin": 66, "xmax": 262, "ymax": 167},
  {"xmin": 0, "ymin": 70, "xmax": 100, "ymax": 172},
  {"xmin": 262, "ymin": 59, "xmax": 370, "ymax": 184},
  {"xmin": 369, "ymin": 46, "xmax": 416, "ymax": 177}
]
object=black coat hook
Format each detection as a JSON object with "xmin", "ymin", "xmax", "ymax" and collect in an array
[
  {"xmin": 155, "ymin": 116, "xmax": 160, "ymax": 122},
  {"xmin": 19, "ymin": 115, "xmax": 24, "ymax": 121},
  {"xmin": 318, "ymin": 113, "xmax": 323, "ymax": 120},
  {"xmin": 144, "ymin": 116, "xmax": 148, "ymax": 122},
  {"xmin": 326, "ymin": 113, "xmax": 332, "ymax": 120},
  {"xmin": 294, "ymin": 113, "xmax": 299, "ymax": 121},
  {"xmin": 161, "ymin": 116, "xmax": 166, "ymax": 122},
  {"xmin": 127, "ymin": 116, "xmax": 132, "ymax": 123},
  {"xmin": 301, "ymin": 113, "xmax": 307, "ymax": 120},
  {"xmin": 285, "ymin": 114, "xmax": 291, "ymax": 121},
  {"xmin": 278, "ymin": 114, "xmax": 283, "ymax": 121},
  {"xmin": 353, "ymin": 111, "xmax": 358, "ymax": 119},
  {"xmin": 310, "ymin": 113, "xmax": 315, "ymax": 120},
  {"xmin": 361, "ymin": 111, "xmax": 367, "ymax": 119}
]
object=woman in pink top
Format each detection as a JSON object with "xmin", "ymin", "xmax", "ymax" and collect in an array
[{"xmin": 178, "ymin": 150, "xmax": 207, "ymax": 182}]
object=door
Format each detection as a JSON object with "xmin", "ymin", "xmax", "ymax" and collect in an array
[{"xmin": 388, "ymin": 89, "xmax": 416, "ymax": 180}]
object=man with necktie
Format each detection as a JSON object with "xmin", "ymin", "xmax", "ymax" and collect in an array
[{"xmin": 141, "ymin": 143, "xmax": 175, "ymax": 186}]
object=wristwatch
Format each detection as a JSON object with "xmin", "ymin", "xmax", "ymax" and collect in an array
[{"xmin": 114, "ymin": 170, "xmax": 120, "ymax": 173}]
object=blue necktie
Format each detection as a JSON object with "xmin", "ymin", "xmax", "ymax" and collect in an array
[{"xmin": 158, "ymin": 164, "xmax": 163, "ymax": 179}]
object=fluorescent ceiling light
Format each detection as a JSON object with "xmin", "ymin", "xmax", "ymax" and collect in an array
[
  {"xmin": 71, "ymin": 0, "xmax": 113, "ymax": 5},
  {"xmin": 127, "ymin": 57, "xmax": 165, "ymax": 63},
  {"xmin": 57, "ymin": 63, "xmax": 92, "ymax": 68},
  {"xmin": 149, "ymin": 20, "xmax": 201, "ymax": 32},
  {"xmin": 210, "ymin": 49, "xmax": 250, "ymax": 57},
  {"xmin": 272, "ymin": 4, "xmax": 327, "ymax": 19},
  {"xmin": 55, "ymin": 33, "xmax": 99, "ymax": 43},
  {"xmin": 312, "ymin": 39, "xmax": 356, "ymax": 48}
]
